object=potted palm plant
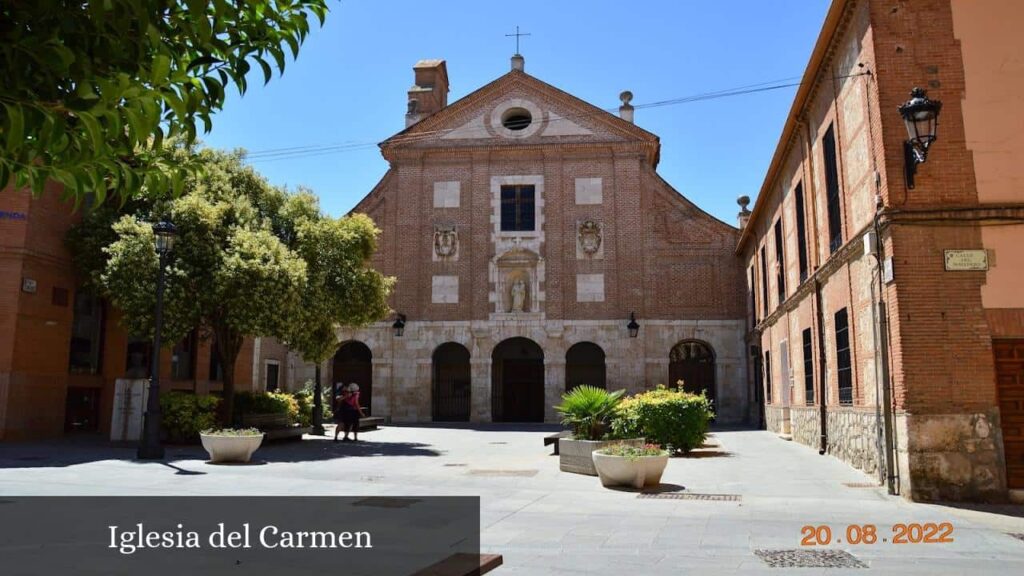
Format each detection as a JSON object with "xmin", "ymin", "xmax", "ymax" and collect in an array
[
  {"xmin": 555, "ymin": 386, "xmax": 643, "ymax": 475},
  {"xmin": 200, "ymin": 428, "xmax": 264, "ymax": 463},
  {"xmin": 592, "ymin": 443, "xmax": 670, "ymax": 489}
]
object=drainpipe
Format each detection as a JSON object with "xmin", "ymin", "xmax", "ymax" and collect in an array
[
  {"xmin": 873, "ymin": 210, "xmax": 899, "ymax": 495},
  {"xmin": 814, "ymin": 279, "xmax": 828, "ymax": 455}
]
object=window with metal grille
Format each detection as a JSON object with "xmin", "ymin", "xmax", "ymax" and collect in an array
[
  {"xmin": 774, "ymin": 218, "xmax": 786, "ymax": 301},
  {"xmin": 803, "ymin": 328, "xmax": 814, "ymax": 405},
  {"xmin": 171, "ymin": 330, "xmax": 196, "ymax": 381},
  {"xmin": 764, "ymin": 350, "xmax": 773, "ymax": 405},
  {"xmin": 760, "ymin": 246, "xmax": 769, "ymax": 316},
  {"xmin": 749, "ymin": 265, "xmax": 757, "ymax": 327},
  {"xmin": 68, "ymin": 290, "xmax": 104, "ymax": 374},
  {"xmin": 794, "ymin": 182, "xmax": 809, "ymax": 282},
  {"xmin": 823, "ymin": 124, "xmax": 843, "ymax": 253},
  {"xmin": 500, "ymin": 185, "xmax": 535, "ymax": 231},
  {"xmin": 834, "ymin": 308, "xmax": 852, "ymax": 404}
]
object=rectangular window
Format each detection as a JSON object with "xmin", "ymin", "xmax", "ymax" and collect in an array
[
  {"xmin": 823, "ymin": 124, "xmax": 843, "ymax": 253},
  {"xmin": 794, "ymin": 182, "xmax": 809, "ymax": 282},
  {"xmin": 500, "ymin": 185, "xmax": 535, "ymax": 231},
  {"xmin": 764, "ymin": 350, "xmax": 773, "ymax": 405},
  {"xmin": 125, "ymin": 337, "xmax": 152, "ymax": 379},
  {"xmin": 773, "ymin": 218, "xmax": 786, "ymax": 301},
  {"xmin": 835, "ymin": 308, "xmax": 853, "ymax": 404},
  {"xmin": 209, "ymin": 338, "xmax": 223, "ymax": 382},
  {"xmin": 803, "ymin": 328, "xmax": 814, "ymax": 405},
  {"xmin": 170, "ymin": 331, "xmax": 196, "ymax": 380},
  {"xmin": 68, "ymin": 290, "xmax": 104, "ymax": 374},
  {"xmin": 748, "ymin": 265, "xmax": 757, "ymax": 327},
  {"xmin": 266, "ymin": 362, "xmax": 280, "ymax": 392},
  {"xmin": 760, "ymin": 246, "xmax": 769, "ymax": 316}
]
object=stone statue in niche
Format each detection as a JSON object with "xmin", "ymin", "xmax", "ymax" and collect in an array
[
  {"xmin": 433, "ymin": 225, "xmax": 458, "ymax": 258},
  {"xmin": 578, "ymin": 219, "xmax": 602, "ymax": 255},
  {"xmin": 510, "ymin": 278, "xmax": 527, "ymax": 313}
]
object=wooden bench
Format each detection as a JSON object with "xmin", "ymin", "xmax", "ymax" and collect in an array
[
  {"xmin": 358, "ymin": 416, "xmax": 384, "ymax": 431},
  {"xmin": 544, "ymin": 430, "xmax": 572, "ymax": 455},
  {"xmin": 239, "ymin": 413, "xmax": 309, "ymax": 441},
  {"xmin": 409, "ymin": 553, "xmax": 503, "ymax": 576}
]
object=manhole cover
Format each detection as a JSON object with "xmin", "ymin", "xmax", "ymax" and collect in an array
[
  {"xmin": 637, "ymin": 492, "xmax": 741, "ymax": 502},
  {"xmin": 467, "ymin": 469, "xmax": 538, "ymax": 477},
  {"xmin": 352, "ymin": 497, "xmax": 422, "ymax": 509},
  {"xmin": 443, "ymin": 463, "xmax": 467, "ymax": 467},
  {"xmin": 755, "ymin": 549, "xmax": 867, "ymax": 569},
  {"xmin": 360, "ymin": 475, "xmax": 385, "ymax": 482},
  {"xmin": 488, "ymin": 442, "xmax": 508, "ymax": 445},
  {"xmin": 1009, "ymin": 533, "xmax": 1024, "ymax": 542},
  {"xmin": 843, "ymin": 482, "xmax": 879, "ymax": 488}
]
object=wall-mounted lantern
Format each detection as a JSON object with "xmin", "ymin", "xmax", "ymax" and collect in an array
[
  {"xmin": 627, "ymin": 312, "xmax": 640, "ymax": 338},
  {"xmin": 392, "ymin": 313, "xmax": 406, "ymax": 337},
  {"xmin": 898, "ymin": 87, "xmax": 942, "ymax": 189}
]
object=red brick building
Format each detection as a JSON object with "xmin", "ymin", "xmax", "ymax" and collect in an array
[
  {"xmin": 739, "ymin": 0, "xmax": 1024, "ymax": 502},
  {"xmin": 327, "ymin": 56, "xmax": 750, "ymax": 424},
  {"xmin": 0, "ymin": 185, "xmax": 273, "ymax": 440}
]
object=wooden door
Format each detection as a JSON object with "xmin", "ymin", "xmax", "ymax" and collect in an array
[{"xmin": 994, "ymin": 339, "xmax": 1024, "ymax": 489}]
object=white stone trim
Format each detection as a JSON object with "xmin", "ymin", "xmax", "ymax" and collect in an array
[
  {"xmin": 490, "ymin": 98, "xmax": 543, "ymax": 139},
  {"xmin": 576, "ymin": 273, "xmax": 605, "ymax": 302},
  {"xmin": 431, "ymin": 275, "xmax": 459, "ymax": 304},
  {"xmin": 575, "ymin": 177, "xmax": 603, "ymax": 205}
]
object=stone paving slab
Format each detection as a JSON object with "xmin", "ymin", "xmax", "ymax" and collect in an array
[{"xmin": 1, "ymin": 426, "xmax": 1023, "ymax": 574}]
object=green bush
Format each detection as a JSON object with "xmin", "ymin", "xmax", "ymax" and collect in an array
[
  {"xmin": 610, "ymin": 386, "xmax": 714, "ymax": 454},
  {"xmin": 554, "ymin": 385, "xmax": 625, "ymax": 440},
  {"xmin": 160, "ymin": 391, "xmax": 220, "ymax": 443},
  {"xmin": 233, "ymin": 391, "xmax": 299, "ymax": 424},
  {"xmin": 293, "ymin": 381, "xmax": 332, "ymax": 426}
]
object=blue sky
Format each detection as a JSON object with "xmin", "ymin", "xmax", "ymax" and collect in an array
[{"xmin": 202, "ymin": 0, "xmax": 832, "ymax": 224}]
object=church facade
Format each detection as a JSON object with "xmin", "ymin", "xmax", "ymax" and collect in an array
[{"xmin": 327, "ymin": 56, "xmax": 750, "ymax": 424}]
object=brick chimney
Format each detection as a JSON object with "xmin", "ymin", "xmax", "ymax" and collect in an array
[{"xmin": 406, "ymin": 60, "xmax": 449, "ymax": 127}]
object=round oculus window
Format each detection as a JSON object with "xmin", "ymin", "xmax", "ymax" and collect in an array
[{"xmin": 501, "ymin": 108, "xmax": 533, "ymax": 131}]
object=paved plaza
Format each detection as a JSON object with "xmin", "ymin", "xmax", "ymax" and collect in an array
[{"xmin": 1, "ymin": 425, "xmax": 1023, "ymax": 575}]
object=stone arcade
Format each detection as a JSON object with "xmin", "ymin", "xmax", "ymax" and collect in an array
[{"xmin": 324, "ymin": 55, "xmax": 750, "ymax": 425}]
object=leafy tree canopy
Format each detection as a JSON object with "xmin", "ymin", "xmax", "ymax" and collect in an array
[
  {"xmin": 68, "ymin": 146, "xmax": 392, "ymax": 421},
  {"xmin": 0, "ymin": 0, "xmax": 329, "ymax": 203}
]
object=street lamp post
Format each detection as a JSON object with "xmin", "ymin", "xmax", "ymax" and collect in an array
[{"xmin": 137, "ymin": 219, "xmax": 177, "ymax": 460}]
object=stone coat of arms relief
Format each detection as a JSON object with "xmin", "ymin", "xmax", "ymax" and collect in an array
[
  {"xmin": 433, "ymin": 225, "xmax": 458, "ymax": 260},
  {"xmin": 576, "ymin": 219, "xmax": 603, "ymax": 259}
]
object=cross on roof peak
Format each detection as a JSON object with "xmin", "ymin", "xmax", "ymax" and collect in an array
[{"xmin": 505, "ymin": 26, "xmax": 531, "ymax": 55}]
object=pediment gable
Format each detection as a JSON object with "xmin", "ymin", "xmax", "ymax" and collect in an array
[{"xmin": 381, "ymin": 70, "xmax": 659, "ymax": 153}]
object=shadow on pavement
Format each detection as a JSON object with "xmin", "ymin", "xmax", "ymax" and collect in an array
[
  {"xmin": 932, "ymin": 501, "xmax": 1024, "ymax": 519},
  {"xmin": 0, "ymin": 432, "xmax": 441, "ymax": 469}
]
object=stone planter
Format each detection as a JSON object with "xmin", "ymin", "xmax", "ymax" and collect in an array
[
  {"xmin": 558, "ymin": 437, "xmax": 644, "ymax": 476},
  {"xmin": 200, "ymin": 433, "xmax": 264, "ymax": 463},
  {"xmin": 592, "ymin": 451, "xmax": 670, "ymax": 489}
]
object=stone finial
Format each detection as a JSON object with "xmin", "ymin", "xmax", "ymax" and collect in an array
[
  {"xmin": 511, "ymin": 54, "xmax": 525, "ymax": 71},
  {"xmin": 737, "ymin": 195, "xmax": 752, "ymax": 229},
  {"xmin": 619, "ymin": 91, "xmax": 634, "ymax": 123}
]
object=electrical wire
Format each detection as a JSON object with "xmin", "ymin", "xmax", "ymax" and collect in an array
[{"xmin": 241, "ymin": 72, "xmax": 870, "ymax": 164}]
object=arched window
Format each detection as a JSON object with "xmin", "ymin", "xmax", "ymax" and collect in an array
[
  {"xmin": 333, "ymin": 341, "xmax": 373, "ymax": 415},
  {"xmin": 432, "ymin": 343, "xmax": 471, "ymax": 422},
  {"xmin": 491, "ymin": 338, "xmax": 544, "ymax": 422},
  {"xmin": 669, "ymin": 340, "xmax": 716, "ymax": 403},
  {"xmin": 565, "ymin": 342, "xmax": 606, "ymax": 392}
]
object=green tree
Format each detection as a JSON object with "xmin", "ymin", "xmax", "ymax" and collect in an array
[
  {"xmin": 280, "ymin": 205, "xmax": 393, "ymax": 432},
  {"xmin": 69, "ymin": 147, "xmax": 391, "ymax": 422},
  {"xmin": 0, "ymin": 1, "xmax": 329, "ymax": 201}
]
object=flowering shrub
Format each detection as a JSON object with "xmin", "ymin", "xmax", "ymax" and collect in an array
[
  {"xmin": 610, "ymin": 386, "xmax": 714, "ymax": 454},
  {"xmin": 160, "ymin": 392, "xmax": 220, "ymax": 443},
  {"xmin": 596, "ymin": 442, "xmax": 668, "ymax": 460},
  {"xmin": 233, "ymin": 391, "xmax": 299, "ymax": 424},
  {"xmin": 293, "ymin": 381, "xmax": 332, "ymax": 426}
]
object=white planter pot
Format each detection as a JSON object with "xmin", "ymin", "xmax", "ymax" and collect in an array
[
  {"xmin": 592, "ymin": 452, "xmax": 670, "ymax": 489},
  {"xmin": 558, "ymin": 437, "xmax": 644, "ymax": 476},
  {"xmin": 200, "ymin": 433, "xmax": 264, "ymax": 463}
]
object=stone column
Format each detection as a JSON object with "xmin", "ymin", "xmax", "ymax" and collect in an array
[
  {"xmin": 545, "ymin": 359, "xmax": 566, "ymax": 423},
  {"xmin": 470, "ymin": 358, "xmax": 492, "ymax": 422},
  {"xmin": 372, "ymin": 358, "xmax": 392, "ymax": 421}
]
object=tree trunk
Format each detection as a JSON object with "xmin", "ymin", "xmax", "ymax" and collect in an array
[{"xmin": 215, "ymin": 327, "xmax": 244, "ymax": 426}]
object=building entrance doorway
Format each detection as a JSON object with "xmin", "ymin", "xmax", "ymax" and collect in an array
[
  {"xmin": 669, "ymin": 340, "xmax": 716, "ymax": 404},
  {"xmin": 491, "ymin": 337, "xmax": 544, "ymax": 422},
  {"xmin": 433, "ymin": 342, "xmax": 471, "ymax": 422},
  {"xmin": 333, "ymin": 341, "xmax": 373, "ymax": 415}
]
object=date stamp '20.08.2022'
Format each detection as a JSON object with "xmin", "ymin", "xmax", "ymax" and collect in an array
[{"xmin": 800, "ymin": 523, "xmax": 955, "ymax": 546}]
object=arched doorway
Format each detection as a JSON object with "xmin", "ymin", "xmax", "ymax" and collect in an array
[
  {"xmin": 333, "ymin": 341, "xmax": 373, "ymax": 415},
  {"xmin": 433, "ymin": 342, "xmax": 471, "ymax": 422},
  {"xmin": 565, "ymin": 342, "xmax": 606, "ymax": 392},
  {"xmin": 669, "ymin": 340, "xmax": 716, "ymax": 404},
  {"xmin": 491, "ymin": 337, "xmax": 544, "ymax": 422}
]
